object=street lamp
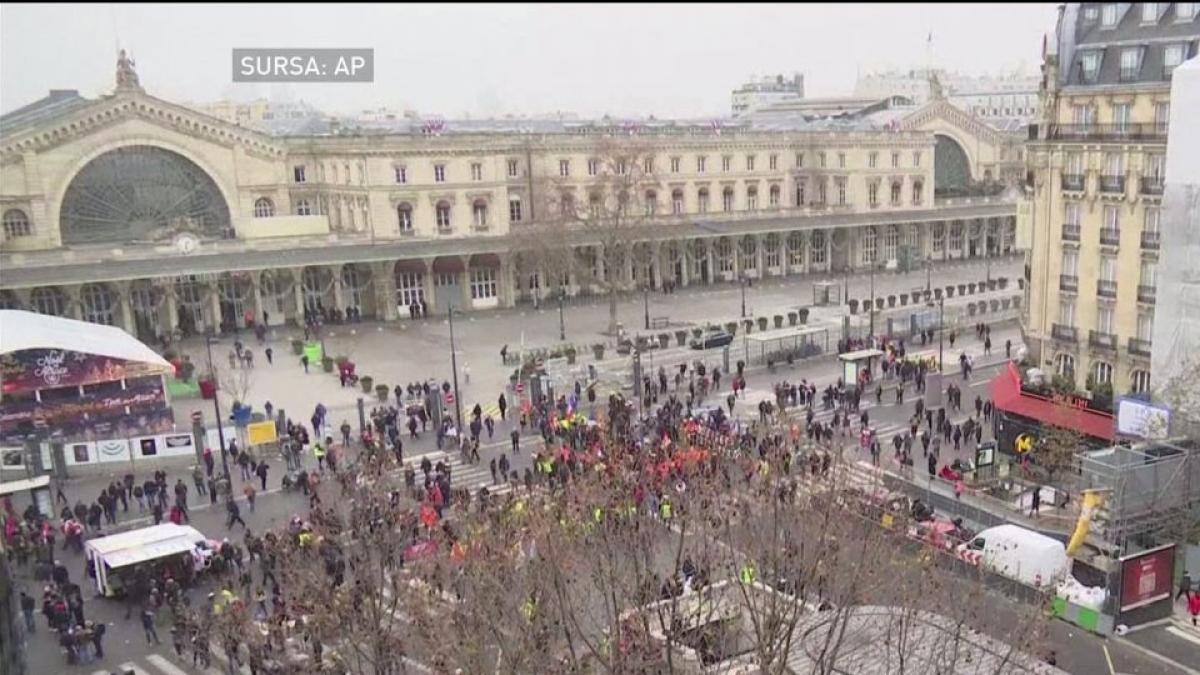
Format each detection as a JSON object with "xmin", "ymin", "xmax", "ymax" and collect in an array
[
  {"xmin": 557, "ymin": 288, "xmax": 566, "ymax": 341},
  {"xmin": 926, "ymin": 255, "xmax": 932, "ymax": 293},
  {"xmin": 868, "ymin": 259, "xmax": 877, "ymax": 340},
  {"xmin": 739, "ymin": 275, "xmax": 748, "ymax": 318},
  {"xmin": 202, "ymin": 336, "xmax": 232, "ymax": 484},
  {"xmin": 447, "ymin": 303, "xmax": 464, "ymax": 431}
]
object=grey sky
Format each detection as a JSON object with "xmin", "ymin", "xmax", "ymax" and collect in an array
[{"xmin": 1, "ymin": 3, "xmax": 1058, "ymax": 119}]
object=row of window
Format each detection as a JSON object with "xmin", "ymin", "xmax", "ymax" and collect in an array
[
  {"xmin": 1078, "ymin": 41, "xmax": 1192, "ymax": 84},
  {"xmin": 1090, "ymin": 2, "xmax": 1196, "ymax": 27},
  {"xmin": 292, "ymin": 150, "xmax": 925, "ymax": 186},
  {"xmin": 1060, "ymin": 250, "xmax": 1156, "ymax": 286},
  {"xmin": 1052, "ymin": 353, "xmax": 1150, "ymax": 395},
  {"xmin": 1058, "ymin": 298, "xmax": 1155, "ymax": 346},
  {"xmin": 1070, "ymin": 101, "xmax": 1170, "ymax": 129},
  {"xmin": 1061, "ymin": 152, "xmax": 1165, "ymax": 180},
  {"xmin": 1064, "ymin": 203, "xmax": 1160, "ymax": 233}
]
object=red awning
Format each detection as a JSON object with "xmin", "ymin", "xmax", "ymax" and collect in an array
[{"xmin": 990, "ymin": 362, "xmax": 1115, "ymax": 442}]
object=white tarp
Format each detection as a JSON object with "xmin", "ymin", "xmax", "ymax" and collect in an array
[
  {"xmin": 0, "ymin": 309, "xmax": 171, "ymax": 370},
  {"xmin": 1151, "ymin": 56, "xmax": 1200, "ymax": 430},
  {"xmin": 85, "ymin": 523, "xmax": 207, "ymax": 569}
]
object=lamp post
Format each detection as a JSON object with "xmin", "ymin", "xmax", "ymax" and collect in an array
[
  {"xmin": 926, "ymin": 255, "xmax": 932, "ymax": 293},
  {"xmin": 447, "ymin": 303, "xmax": 464, "ymax": 431},
  {"xmin": 202, "ymin": 336, "xmax": 232, "ymax": 484},
  {"xmin": 557, "ymin": 288, "xmax": 566, "ymax": 341}
]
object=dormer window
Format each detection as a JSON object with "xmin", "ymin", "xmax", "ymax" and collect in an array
[
  {"xmin": 1164, "ymin": 44, "xmax": 1187, "ymax": 74},
  {"xmin": 1141, "ymin": 2, "xmax": 1158, "ymax": 23},
  {"xmin": 1178, "ymin": 2, "xmax": 1196, "ymax": 21},
  {"xmin": 1081, "ymin": 51, "xmax": 1102, "ymax": 83},
  {"xmin": 1120, "ymin": 47, "xmax": 1142, "ymax": 81},
  {"xmin": 1101, "ymin": 3, "xmax": 1118, "ymax": 27}
]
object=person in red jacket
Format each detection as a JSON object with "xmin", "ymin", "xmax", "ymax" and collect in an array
[{"xmin": 1189, "ymin": 592, "xmax": 1200, "ymax": 627}]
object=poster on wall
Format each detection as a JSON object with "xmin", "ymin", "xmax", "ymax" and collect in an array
[
  {"xmin": 0, "ymin": 349, "xmax": 165, "ymax": 392},
  {"xmin": 159, "ymin": 434, "xmax": 195, "ymax": 457},
  {"xmin": 1119, "ymin": 544, "xmax": 1176, "ymax": 612},
  {"xmin": 94, "ymin": 439, "xmax": 131, "ymax": 464},
  {"xmin": 138, "ymin": 437, "xmax": 158, "ymax": 457},
  {"xmin": 70, "ymin": 443, "xmax": 91, "ymax": 464}
]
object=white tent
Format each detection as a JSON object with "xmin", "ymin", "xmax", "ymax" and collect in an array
[{"xmin": 0, "ymin": 309, "xmax": 171, "ymax": 370}]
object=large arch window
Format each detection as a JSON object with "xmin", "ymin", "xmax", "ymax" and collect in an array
[
  {"xmin": 30, "ymin": 287, "xmax": 67, "ymax": 317},
  {"xmin": 934, "ymin": 135, "xmax": 972, "ymax": 193},
  {"xmin": 60, "ymin": 146, "xmax": 230, "ymax": 244},
  {"xmin": 80, "ymin": 283, "xmax": 116, "ymax": 326}
]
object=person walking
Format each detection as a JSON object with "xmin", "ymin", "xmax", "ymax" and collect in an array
[
  {"xmin": 226, "ymin": 498, "xmax": 246, "ymax": 530},
  {"xmin": 498, "ymin": 393, "xmax": 508, "ymax": 421},
  {"xmin": 301, "ymin": 354, "xmax": 310, "ymax": 373},
  {"xmin": 1176, "ymin": 570, "xmax": 1193, "ymax": 603},
  {"xmin": 511, "ymin": 428, "xmax": 520, "ymax": 455},
  {"xmin": 20, "ymin": 591, "xmax": 35, "ymax": 634},
  {"xmin": 243, "ymin": 484, "xmax": 257, "ymax": 513},
  {"xmin": 141, "ymin": 607, "xmax": 161, "ymax": 645},
  {"xmin": 1029, "ymin": 486, "xmax": 1041, "ymax": 518},
  {"xmin": 255, "ymin": 461, "xmax": 269, "ymax": 491}
]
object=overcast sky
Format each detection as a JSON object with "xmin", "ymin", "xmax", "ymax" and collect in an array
[{"xmin": 1, "ymin": 3, "xmax": 1058, "ymax": 119}]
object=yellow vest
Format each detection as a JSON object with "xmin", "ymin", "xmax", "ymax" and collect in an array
[{"xmin": 740, "ymin": 564, "xmax": 756, "ymax": 585}]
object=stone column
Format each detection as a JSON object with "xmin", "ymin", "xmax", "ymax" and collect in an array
[
  {"xmin": 207, "ymin": 281, "xmax": 222, "ymax": 335},
  {"xmin": 798, "ymin": 231, "xmax": 810, "ymax": 276},
  {"xmin": 66, "ymin": 285, "xmax": 83, "ymax": 321},
  {"xmin": 595, "ymin": 245, "xmax": 606, "ymax": 293},
  {"xmin": 623, "ymin": 248, "xmax": 635, "ymax": 289},
  {"xmin": 460, "ymin": 257, "xmax": 473, "ymax": 310},
  {"xmin": 824, "ymin": 231, "xmax": 832, "ymax": 273},
  {"xmin": 650, "ymin": 243, "xmax": 663, "ymax": 290},
  {"xmin": 164, "ymin": 287, "xmax": 179, "ymax": 335},
  {"xmin": 251, "ymin": 274, "xmax": 265, "ymax": 326},
  {"xmin": 755, "ymin": 234, "xmax": 766, "ymax": 279},
  {"xmin": 499, "ymin": 257, "xmax": 516, "ymax": 308},
  {"xmin": 678, "ymin": 245, "xmax": 690, "ymax": 287},
  {"xmin": 332, "ymin": 267, "xmax": 346, "ymax": 313},
  {"xmin": 294, "ymin": 268, "xmax": 308, "ymax": 321},
  {"xmin": 117, "ymin": 283, "xmax": 135, "ymax": 334},
  {"xmin": 705, "ymin": 240, "xmax": 715, "ymax": 284},
  {"xmin": 731, "ymin": 239, "xmax": 741, "ymax": 280},
  {"xmin": 422, "ymin": 259, "xmax": 436, "ymax": 312},
  {"xmin": 374, "ymin": 261, "xmax": 398, "ymax": 320}
]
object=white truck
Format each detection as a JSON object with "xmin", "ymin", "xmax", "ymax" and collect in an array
[{"xmin": 956, "ymin": 524, "xmax": 1069, "ymax": 588}]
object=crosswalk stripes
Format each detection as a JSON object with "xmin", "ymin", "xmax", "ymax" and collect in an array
[
  {"xmin": 144, "ymin": 654, "xmax": 195, "ymax": 675},
  {"xmin": 403, "ymin": 448, "xmax": 523, "ymax": 498}
]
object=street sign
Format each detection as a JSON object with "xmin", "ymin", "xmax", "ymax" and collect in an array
[
  {"xmin": 1014, "ymin": 433, "xmax": 1035, "ymax": 455},
  {"xmin": 247, "ymin": 420, "xmax": 277, "ymax": 446}
]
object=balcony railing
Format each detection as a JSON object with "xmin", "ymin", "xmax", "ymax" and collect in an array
[
  {"xmin": 1100, "ymin": 228, "xmax": 1121, "ymax": 246},
  {"xmin": 1128, "ymin": 337, "xmax": 1152, "ymax": 357},
  {"xmin": 1060, "ymin": 274, "xmax": 1079, "ymax": 292},
  {"xmin": 1097, "ymin": 279, "xmax": 1118, "ymax": 298},
  {"xmin": 1089, "ymin": 330, "xmax": 1118, "ymax": 351},
  {"xmin": 1048, "ymin": 123, "xmax": 1167, "ymax": 142},
  {"xmin": 1099, "ymin": 175, "xmax": 1126, "ymax": 194},
  {"xmin": 1062, "ymin": 224, "xmax": 1081, "ymax": 241},
  {"xmin": 1138, "ymin": 284, "xmax": 1156, "ymax": 303},
  {"xmin": 1061, "ymin": 174, "xmax": 1086, "ymax": 191},
  {"xmin": 1141, "ymin": 231, "xmax": 1160, "ymax": 250},
  {"xmin": 1051, "ymin": 324, "xmax": 1078, "ymax": 343},
  {"xmin": 1140, "ymin": 176, "xmax": 1164, "ymax": 195}
]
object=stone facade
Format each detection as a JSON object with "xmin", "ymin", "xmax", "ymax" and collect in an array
[{"xmin": 1, "ymin": 73, "xmax": 1016, "ymax": 343}]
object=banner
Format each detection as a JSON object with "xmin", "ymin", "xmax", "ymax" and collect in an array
[
  {"xmin": 1, "ymin": 378, "xmax": 168, "ymax": 440},
  {"xmin": 1119, "ymin": 544, "xmax": 1175, "ymax": 612},
  {"xmin": 1, "ymin": 349, "xmax": 167, "ymax": 394}
]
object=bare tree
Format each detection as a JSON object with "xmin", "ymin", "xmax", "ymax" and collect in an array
[{"xmin": 513, "ymin": 135, "xmax": 663, "ymax": 336}]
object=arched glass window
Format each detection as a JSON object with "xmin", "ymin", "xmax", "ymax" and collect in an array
[
  {"xmin": 746, "ymin": 186, "xmax": 758, "ymax": 210},
  {"xmin": 697, "ymin": 188, "xmax": 710, "ymax": 214},
  {"xmin": 912, "ymin": 181, "xmax": 924, "ymax": 205},
  {"xmin": 2, "ymin": 209, "xmax": 31, "ymax": 238},
  {"xmin": 1055, "ymin": 354, "xmax": 1075, "ymax": 378},
  {"xmin": 722, "ymin": 187, "xmax": 735, "ymax": 212},
  {"xmin": 1130, "ymin": 370, "xmax": 1151, "ymax": 394},
  {"xmin": 80, "ymin": 283, "xmax": 116, "ymax": 325},
  {"xmin": 671, "ymin": 189, "xmax": 684, "ymax": 215},
  {"xmin": 472, "ymin": 200, "xmax": 488, "ymax": 228},
  {"xmin": 436, "ymin": 201, "xmax": 452, "ymax": 229},
  {"xmin": 253, "ymin": 198, "xmax": 275, "ymax": 218},
  {"xmin": 295, "ymin": 199, "xmax": 312, "ymax": 216},
  {"xmin": 397, "ymin": 203, "xmax": 413, "ymax": 232},
  {"xmin": 30, "ymin": 287, "xmax": 66, "ymax": 316},
  {"xmin": 1092, "ymin": 361, "xmax": 1113, "ymax": 386},
  {"xmin": 644, "ymin": 191, "xmax": 657, "ymax": 216},
  {"xmin": 769, "ymin": 184, "xmax": 780, "ymax": 207}
]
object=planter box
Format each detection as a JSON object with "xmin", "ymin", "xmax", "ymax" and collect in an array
[
  {"xmin": 875, "ymin": 298, "xmax": 885, "ymax": 310},
  {"xmin": 911, "ymin": 292, "xmax": 921, "ymax": 304},
  {"xmin": 1018, "ymin": 278, "xmax": 1025, "ymax": 290},
  {"xmin": 849, "ymin": 301, "xmax": 859, "ymax": 315},
  {"xmin": 968, "ymin": 282, "xmax": 977, "ymax": 294},
  {"xmin": 291, "ymin": 340, "xmax": 304, "ymax": 355},
  {"xmin": 566, "ymin": 352, "xmax": 577, "ymax": 365},
  {"xmin": 998, "ymin": 278, "xmax": 1009, "ymax": 290},
  {"xmin": 322, "ymin": 358, "xmax": 335, "ymax": 373},
  {"xmin": 675, "ymin": 331, "xmax": 689, "ymax": 346},
  {"xmin": 375, "ymin": 384, "xmax": 390, "ymax": 402},
  {"xmin": 1012, "ymin": 296, "xmax": 1021, "ymax": 309},
  {"xmin": 692, "ymin": 327, "xmax": 704, "ymax": 339},
  {"xmin": 360, "ymin": 377, "xmax": 375, "ymax": 394},
  {"xmin": 968, "ymin": 304, "xmax": 978, "ymax": 316},
  {"xmin": 592, "ymin": 345, "xmax": 606, "ymax": 360},
  {"xmin": 773, "ymin": 315, "xmax": 784, "ymax": 329},
  {"xmin": 725, "ymin": 322, "xmax": 739, "ymax": 335},
  {"xmin": 987, "ymin": 280, "xmax": 997, "ymax": 291},
  {"xmin": 934, "ymin": 288, "xmax": 943, "ymax": 300},
  {"xmin": 743, "ymin": 320, "xmax": 755, "ymax": 334},
  {"xmin": 887, "ymin": 295, "xmax": 897, "ymax": 308},
  {"xmin": 799, "ymin": 309, "xmax": 809, "ymax": 324},
  {"xmin": 990, "ymin": 299, "xmax": 1000, "ymax": 312},
  {"xmin": 958, "ymin": 284, "xmax": 967, "ymax": 295},
  {"xmin": 787, "ymin": 312, "xmax": 798, "ymax": 326},
  {"xmin": 1002, "ymin": 298, "xmax": 1011, "ymax": 310},
  {"xmin": 657, "ymin": 334, "xmax": 670, "ymax": 349},
  {"xmin": 900, "ymin": 295, "xmax": 909, "ymax": 306},
  {"xmin": 757, "ymin": 317, "xmax": 769, "ymax": 331}
]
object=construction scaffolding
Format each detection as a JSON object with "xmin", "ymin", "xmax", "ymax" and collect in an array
[{"xmin": 1077, "ymin": 438, "xmax": 1200, "ymax": 554}]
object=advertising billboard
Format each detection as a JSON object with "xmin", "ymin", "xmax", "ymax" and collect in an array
[{"xmin": 1119, "ymin": 544, "xmax": 1176, "ymax": 612}]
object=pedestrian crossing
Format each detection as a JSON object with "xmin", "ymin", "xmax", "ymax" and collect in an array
[
  {"xmin": 403, "ymin": 444, "xmax": 529, "ymax": 498},
  {"xmin": 92, "ymin": 650, "xmax": 250, "ymax": 675}
]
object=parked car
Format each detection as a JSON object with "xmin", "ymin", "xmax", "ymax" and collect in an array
[{"xmin": 690, "ymin": 330, "xmax": 734, "ymax": 350}]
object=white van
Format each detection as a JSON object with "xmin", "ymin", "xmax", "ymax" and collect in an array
[
  {"xmin": 84, "ymin": 523, "xmax": 217, "ymax": 597},
  {"xmin": 957, "ymin": 524, "xmax": 1069, "ymax": 588}
]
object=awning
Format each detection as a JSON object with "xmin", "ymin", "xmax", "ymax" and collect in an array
[{"xmin": 991, "ymin": 362, "xmax": 1115, "ymax": 442}]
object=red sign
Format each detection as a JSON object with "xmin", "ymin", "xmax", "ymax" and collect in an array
[{"xmin": 1119, "ymin": 544, "xmax": 1175, "ymax": 612}]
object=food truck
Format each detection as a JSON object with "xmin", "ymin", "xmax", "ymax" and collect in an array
[{"xmin": 83, "ymin": 523, "xmax": 217, "ymax": 597}]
